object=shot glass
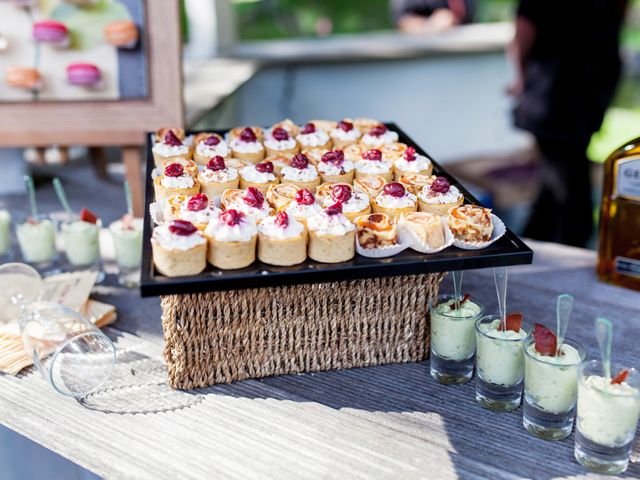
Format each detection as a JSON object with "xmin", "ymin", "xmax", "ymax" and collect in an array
[
  {"xmin": 60, "ymin": 216, "xmax": 102, "ymax": 271},
  {"xmin": 475, "ymin": 314, "xmax": 530, "ymax": 411},
  {"xmin": 574, "ymin": 361, "xmax": 640, "ymax": 475},
  {"xmin": 429, "ymin": 294, "xmax": 484, "ymax": 384},
  {"xmin": 109, "ymin": 217, "xmax": 143, "ymax": 287},
  {"xmin": 0, "ymin": 210, "xmax": 12, "ymax": 260},
  {"xmin": 15, "ymin": 214, "xmax": 57, "ymax": 268},
  {"xmin": 523, "ymin": 337, "xmax": 586, "ymax": 440}
]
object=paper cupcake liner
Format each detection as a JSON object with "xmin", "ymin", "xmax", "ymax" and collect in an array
[
  {"xmin": 149, "ymin": 200, "xmax": 166, "ymax": 225},
  {"xmin": 355, "ymin": 234, "xmax": 411, "ymax": 258},
  {"xmin": 398, "ymin": 216, "xmax": 455, "ymax": 254},
  {"xmin": 151, "ymin": 167, "xmax": 161, "ymax": 180},
  {"xmin": 452, "ymin": 214, "xmax": 506, "ymax": 250}
]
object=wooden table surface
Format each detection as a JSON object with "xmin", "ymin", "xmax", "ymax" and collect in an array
[{"xmin": 0, "ymin": 240, "xmax": 638, "ymax": 480}]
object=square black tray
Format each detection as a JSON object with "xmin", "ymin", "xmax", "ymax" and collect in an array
[{"xmin": 140, "ymin": 123, "xmax": 533, "ymax": 297}]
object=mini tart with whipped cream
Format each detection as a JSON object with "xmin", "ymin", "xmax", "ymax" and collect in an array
[
  {"xmin": 360, "ymin": 124, "xmax": 399, "ymax": 148},
  {"xmin": 296, "ymin": 122, "xmax": 332, "ymax": 150},
  {"xmin": 354, "ymin": 148, "xmax": 393, "ymax": 183},
  {"xmin": 307, "ymin": 204, "xmax": 356, "ymax": 264},
  {"xmin": 264, "ymin": 127, "xmax": 300, "ymax": 159},
  {"xmin": 194, "ymin": 133, "xmax": 231, "ymax": 165},
  {"xmin": 381, "ymin": 142, "xmax": 408, "ymax": 162},
  {"xmin": 257, "ymin": 211, "xmax": 307, "ymax": 266},
  {"xmin": 372, "ymin": 182, "xmax": 417, "ymax": 220},
  {"xmin": 448, "ymin": 204, "xmax": 493, "ymax": 242},
  {"xmin": 399, "ymin": 173, "xmax": 436, "ymax": 196},
  {"xmin": 399, "ymin": 212, "xmax": 446, "ymax": 250},
  {"xmin": 152, "ymin": 130, "xmax": 191, "ymax": 167},
  {"xmin": 269, "ymin": 118, "xmax": 300, "ymax": 137},
  {"xmin": 284, "ymin": 189, "xmax": 323, "ymax": 227},
  {"xmin": 417, "ymin": 176, "xmax": 464, "ymax": 216},
  {"xmin": 355, "ymin": 213, "xmax": 398, "ymax": 249},
  {"xmin": 317, "ymin": 149, "xmax": 355, "ymax": 184},
  {"xmin": 353, "ymin": 175, "xmax": 387, "ymax": 199},
  {"xmin": 239, "ymin": 161, "xmax": 279, "ymax": 194},
  {"xmin": 227, "ymin": 125, "xmax": 264, "ymax": 142},
  {"xmin": 153, "ymin": 163, "xmax": 200, "ymax": 202},
  {"xmin": 280, "ymin": 153, "xmax": 320, "ymax": 192},
  {"xmin": 164, "ymin": 193, "xmax": 218, "ymax": 230},
  {"xmin": 161, "ymin": 157, "xmax": 199, "ymax": 178},
  {"xmin": 152, "ymin": 220, "xmax": 206, "ymax": 277},
  {"xmin": 198, "ymin": 156, "xmax": 239, "ymax": 198},
  {"xmin": 155, "ymin": 127, "xmax": 185, "ymax": 143},
  {"xmin": 229, "ymin": 127, "xmax": 265, "ymax": 163},
  {"xmin": 204, "ymin": 209, "xmax": 257, "ymax": 270},
  {"xmin": 393, "ymin": 146, "xmax": 433, "ymax": 181},
  {"xmin": 221, "ymin": 187, "xmax": 272, "ymax": 223},
  {"xmin": 266, "ymin": 183, "xmax": 299, "ymax": 210},
  {"xmin": 330, "ymin": 120, "xmax": 362, "ymax": 148},
  {"xmin": 321, "ymin": 183, "xmax": 371, "ymax": 223}
]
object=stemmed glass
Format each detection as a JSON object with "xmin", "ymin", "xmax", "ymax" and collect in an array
[{"xmin": 0, "ymin": 263, "xmax": 116, "ymax": 397}]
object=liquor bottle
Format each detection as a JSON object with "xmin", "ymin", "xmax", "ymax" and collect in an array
[{"xmin": 597, "ymin": 136, "xmax": 640, "ymax": 291}]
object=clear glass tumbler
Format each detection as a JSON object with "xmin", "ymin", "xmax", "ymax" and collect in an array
[
  {"xmin": 60, "ymin": 216, "xmax": 101, "ymax": 269},
  {"xmin": 109, "ymin": 217, "xmax": 143, "ymax": 287},
  {"xmin": 16, "ymin": 214, "xmax": 57, "ymax": 268},
  {"xmin": 0, "ymin": 209, "xmax": 11, "ymax": 260}
]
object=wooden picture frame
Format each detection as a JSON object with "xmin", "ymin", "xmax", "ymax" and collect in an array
[{"xmin": 0, "ymin": 0, "xmax": 184, "ymax": 214}]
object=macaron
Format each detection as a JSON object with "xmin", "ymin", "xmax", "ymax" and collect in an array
[
  {"xmin": 66, "ymin": 63, "xmax": 101, "ymax": 88},
  {"xmin": 104, "ymin": 19, "xmax": 139, "ymax": 49},
  {"xmin": 33, "ymin": 20, "xmax": 69, "ymax": 48},
  {"xmin": 5, "ymin": 66, "xmax": 42, "ymax": 91}
]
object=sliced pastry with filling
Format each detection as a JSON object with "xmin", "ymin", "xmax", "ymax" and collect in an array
[
  {"xmin": 355, "ymin": 213, "xmax": 398, "ymax": 249},
  {"xmin": 266, "ymin": 183, "xmax": 300, "ymax": 210},
  {"xmin": 353, "ymin": 117, "xmax": 380, "ymax": 135},
  {"xmin": 381, "ymin": 142, "xmax": 408, "ymax": 162},
  {"xmin": 372, "ymin": 182, "xmax": 418, "ymax": 220},
  {"xmin": 257, "ymin": 211, "xmax": 308, "ymax": 266},
  {"xmin": 307, "ymin": 119, "xmax": 337, "ymax": 133},
  {"xmin": 152, "ymin": 220, "xmax": 206, "ymax": 276},
  {"xmin": 343, "ymin": 143, "xmax": 367, "ymax": 163},
  {"xmin": 153, "ymin": 162, "xmax": 200, "ymax": 202},
  {"xmin": 164, "ymin": 193, "xmax": 218, "ymax": 230},
  {"xmin": 280, "ymin": 153, "xmax": 320, "ymax": 192},
  {"xmin": 417, "ymin": 176, "xmax": 464, "ymax": 216},
  {"xmin": 353, "ymin": 175, "xmax": 388, "ymax": 199},
  {"xmin": 152, "ymin": 129, "xmax": 191, "ymax": 167},
  {"xmin": 229, "ymin": 127, "xmax": 265, "ymax": 163},
  {"xmin": 264, "ymin": 127, "xmax": 300, "ymax": 158},
  {"xmin": 329, "ymin": 120, "xmax": 362, "ymax": 148},
  {"xmin": 393, "ymin": 146, "xmax": 433, "ymax": 180},
  {"xmin": 239, "ymin": 160, "xmax": 279, "ymax": 194},
  {"xmin": 221, "ymin": 187, "xmax": 272, "ymax": 222},
  {"xmin": 204, "ymin": 209, "xmax": 258, "ymax": 270},
  {"xmin": 307, "ymin": 203, "xmax": 356, "ymax": 263},
  {"xmin": 447, "ymin": 204, "xmax": 493, "ymax": 242},
  {"xmin": 399, "ymin": 173, "xmax": 436, "ymax": 196},
  {"xmin": 296, "ymin": 122, "xmax": 332, "ymax": 150},
  {"xmin": 321, "ymin": 183, "xmax": 371, "ymax": 223},
  {"xmin": 399, "ymin": 212, "xmax": 446, "ymax": 250},
  {"xmin": 194, "ymin": 133, "xmax": 230, "ymax": 165},
  {"xmin": 354, "ymin": 148, "xmax": 393, "ymax": 183},
  {"xmin": 317, "ymin": 149, "xmax": 355, "ymax": 184},
  {"xmin": 301, "ymin": 147, "xmax": 330, "ymax": 166},
  {"xmin": 360, "ymin": 124, "xmax": 399, "ymax": 148},
  {"xmin": 199, "ymin": 156, "xmax": 239, "ymax": 198},
  {"xmin": 284, "ymin": 188, "xmax": 323, "ymax": 227}
]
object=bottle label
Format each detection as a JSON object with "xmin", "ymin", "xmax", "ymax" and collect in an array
[
  {"xmin": 616, "ymin": 157, "xmax": 640, "ymax": 200},
  {"xmin": 615, "ymin": 256, "xmax": 640, "ymax": 278}
]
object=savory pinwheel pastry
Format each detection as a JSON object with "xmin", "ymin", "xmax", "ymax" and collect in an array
[
  {"xmin": 353, "ymin": 175, "xmax": 387, "ymax": 199},
  {"xmin": 447, "ymin": 204, "xmax": 493, "ymax": 242},
  {"xmin": 399, "ymin": 212, "xmax": 446, "ymax": 250},
  {"xmin": 398, "ymin": 173, "xmax": 436, "ymax": 196},
  {"xmin": 355, "ymin": 213, "xmax": 398, "ymax": 249},
  {"xmin": 266, "ymin": 183, "xmax": 300, "ymax": 210}
]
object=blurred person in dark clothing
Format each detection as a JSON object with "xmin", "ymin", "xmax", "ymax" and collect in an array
[
  {"xmin": 392, "ymin": 0, "xmax": 475, "ymax": 34},
  {"xmin": 508, "ymin": 0, "xmax": 628, "ymax": 247}
]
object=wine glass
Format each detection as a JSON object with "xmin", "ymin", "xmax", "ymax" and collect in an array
[{"xmin": 0, "ymin": 263, "xmax": 116, "ymax": 397}]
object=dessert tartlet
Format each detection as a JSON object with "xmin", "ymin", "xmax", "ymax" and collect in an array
[
  {"xmin": 266, "ymin": 183, "xmax": 300, "ymax": 211},
  {"xmin": 257, "ymin": 211, "xmax": 307, "ymax": 266},
  {"xmin": 354, "ymin": 148, "xmax": 393, "ymax": 183},
  {"xmin": 194, "ymin": 133, "xmax": 230, "ymax": 165},
  {"xmin": 372, "ymin": 182, "xmax": 418, "ymax": 220},
  {"xmin": 353, "ymin": 175, "xmax": 387, "ymax": 199},
  {"xmin": 264, "ymin": 127, "xmax": 300, "ymax": 158},
  {"xmin": 205, "ymin": 209, "xmax": 258, "ymax": 270},
  {"xmin": 280, "ymin": 153, "xmax": 320, "ymax": 192},
  {"xmin": 152, "ymin": 130, "xmax": 191, "ymax": 167},
  {"xmin": 307, "ymin": 204, "xmax": 356, "ymax": 264},
  {"xmin": 268, "ymin": 119, "xmax": 300, "ymax": 137},
  {"xmin": 296, "ymin": 122, "xmax": 332, "ymax": 150},
  {"xmin": 417, "ymin": 176, "xmax": 464, "ymax": 216},
  {"xmin": 152, "ymin": 220, "xmax": 206, "ymax": 277},
  {"xmin": 321, "ymin": 183, "xmax": 371, "ymax": 223},
  {"xmin": 239, "ymin": 161, "xmax": 279, "ymax": 194},
  {"xmin": 198, "ymin": 156, "xmax": 239, "ymax": 198},
  {"xmin": 329, "ymin": 120, "xmax": 362, "ymax": 148},
  {"xmin": 448, "ymin": 205, "xmax": 493, "ymax": 242},
  {"xmin": 222, "ymin": 187, "xmax": 272, "ymax": 223},
  {"xmin": 153, "ymin": 163, "xmax": 199, "ymax": 202},
  {"xmin": 399, "ymin": 212, "xmax": 446, "ymax": 250},
  {"xmin": 394, "ymin": 146, "xmax": 433, "ymax": 181},
  {"xmin": 284, "ymin": 189, "xmax": 323, "ymax": 227},
  {"xmin": 355, "ymin": 213, "xmax": 398, "ymax": 249},
  {"xmin": 161, "ymin": 157, "xmax": 199, "ymax": 178},
  {"xmin": 360, "ymin": 124, "xmax": 399, "ymax": 148},
  {"xmin": 228, "ymin": 126, "xmax": 263, "ymax": 142},
  {"xmin": 317, "ymin": 149, "xmax": 355, "ymax": 184},
  {"xmin": 155, "ymin": 127, "xmax": 185, "ymax": 143},
  {"xmin": 164, "ymin": 193, "xmax": 218, "ymax": 230},
  {"xmin": 229, "ymin": 127, "xmax": 265, "ymax": 163}
]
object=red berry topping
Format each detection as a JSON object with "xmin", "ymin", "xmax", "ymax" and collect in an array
[
  {"xmin": 290, "ymin": 153, "xmax": 309, "ymax": 170},
  {"xmin": 331, "ymin": 184, "xmax": 352, "ymax": 203},
  {"xmin": 295, "ymin": 189, "xmax": 315, "ymax": 205},
  {"xmin": 301, "ymin": 122, "xmax": 316, "ymax": 134},
  {"xmin": 207, "ymin": 155, "xmax": 226, "ymax": 171},
  {"xmin": 363, "ymin": 149, "xmax": 382, "ymax": 161},
  {"xmin": 430, "ymin": 176, "xmax": 451, "ymax": 194},
  {"xmin": 239, "ymin": 127, "xmax": 257, "ymax": 143},
  {"xmin": 255, "ymin": 161, "xmax": 274, "ymax": 174},
  {"xmin": 337, "ymin": 120, "xmax": 353, "ymax": 132},
  {"xmin": 219, "ymin": 209, "xmax": 243, "ymax": 227},
  {"xmin": 204, "ymin": 135, "xmax": 220, "ymax": 146},
  {"xmin": 274, "ymin": 211, "xmax": 289, "ymax": 228},
  {"xmin": 403, "ymin": 147, "xmax": 416, "ymax": 161},
  {"xmin": 369, "ymin": 124, "xmax": 387, "ymax": 137},
  {"xmin": 383, "ymin": 182, "xmax": 406, "ymax": 198},
  {"xmin": 187, "ymin": 193, "xmax": 208, "ymax": 212},
  {"xmin": 611, "ymin": 369, "xmax": 630, "ymax": 385},
  {"xmin": 532, "ymin": 323, "xmax": 558, "ymax": 356},
  {"xmin": 168, "ymin": 219, "xmax": 197, "ymax": 236},
  {"xmin": 163, "ymin": 130, "xmax": 182, "ymax": 146},
  {"xmin": 80, "ymin": 208, "xmax": 98, "ymax": 224},
  {"xmin": 451, "ymin": 293, "xmax": 472, "ymax": 309},
  {"xmin": 326, "ymin": 202, "xmax": 343, "ymax": 216},
  {"xmin": 271, "ymin": 127, "xmax": 289, "ymax": 141},
  {"xmin": 321, "ymin": 150, "xmax": 345, "ymax": 166},
  {"xmin": 498, "ymin": 312, "xmax": 524, "ymax": 333},
  {"xmin": 164, "ymin": 163, "xmax": 184, "ymax": 177},
  {"xmin": 243, "ymin": 186, "xmax": 264, "ymax": 208}
]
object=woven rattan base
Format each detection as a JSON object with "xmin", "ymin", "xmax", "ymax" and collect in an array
[{"xmin": 161, "ymin": 273, "xmax": 443, "ymax": 389}]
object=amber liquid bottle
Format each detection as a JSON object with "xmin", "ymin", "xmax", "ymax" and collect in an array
[{"xmin": 597, "ymin": 136, "xmax": 640, "ymax": 290}]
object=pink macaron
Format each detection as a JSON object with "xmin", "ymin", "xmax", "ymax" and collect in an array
[
  {"xmin": 66, "ymin": 63, "xmax": 102, "ymax": 88},
  {"xmin": 33, "ymin": 20, "xmax": 69, "ymax": 47}
]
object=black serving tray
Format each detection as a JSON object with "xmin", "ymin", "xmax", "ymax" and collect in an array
[{"xmin": 140, "ymin": 124, "xmax": 532, "ymax": 297}]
